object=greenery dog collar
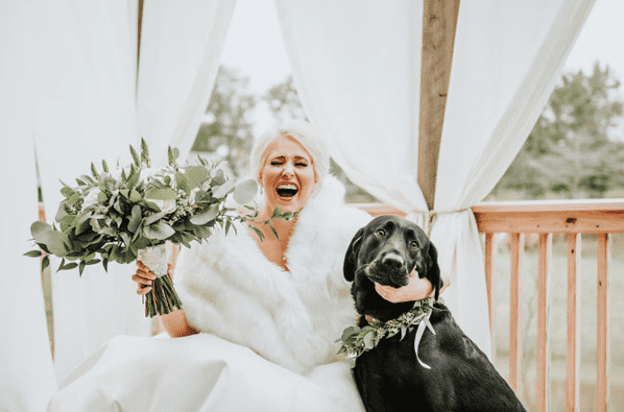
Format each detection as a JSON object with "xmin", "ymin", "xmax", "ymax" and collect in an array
[{"xmin": 338, "ymin": 297, "xmax": 438, "ymax": 369}]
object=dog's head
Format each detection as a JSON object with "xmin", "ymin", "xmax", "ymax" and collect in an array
[{"xmin": 343, "ymin": 215, "xmax": 442, "ymax": 317}]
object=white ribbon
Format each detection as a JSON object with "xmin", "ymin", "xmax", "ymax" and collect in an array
[{"xmin": 413, "ymin": 306, "xmax": 436, "ymax": 370}]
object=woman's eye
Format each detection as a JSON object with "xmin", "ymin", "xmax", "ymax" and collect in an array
[
  {"xmin": 295, "ymin": 162, "xmax": 308, "ymax": 167},
  {"xmin": 270, "ymin": 161, "xmax": 283, "ymax": 166},
  {"xmin": 375, "ymin": 229, "xmax": 386, "ymax": 238},
  {"xmin": 410, "ymin": 241, "xmax": 419, "ymax": 249}
]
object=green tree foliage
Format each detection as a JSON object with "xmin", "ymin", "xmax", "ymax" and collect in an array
[
  {"xmin": 191, "ymin": 66, "xmax": 256, "ymax": 176},
  {"xmin": 495, "ymin": 62, "xmax": 624, "ymax": 199},
  {"xmin": 263, "ymin": 75, "xmax": 307, "ymax": 123}
]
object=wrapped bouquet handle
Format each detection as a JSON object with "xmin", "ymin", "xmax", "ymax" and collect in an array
[{"xmin": 137, "ymin": 244, "xmax": 182, "ymax": 317}]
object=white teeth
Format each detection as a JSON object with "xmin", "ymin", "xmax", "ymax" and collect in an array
[{"xmin": 278, "ymin": 184, "xmax": 297, "ymax": 190}]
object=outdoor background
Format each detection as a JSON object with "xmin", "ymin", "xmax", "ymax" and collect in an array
[{"xmin": 187, "ymin": 1, "xmax": 623, "ymax": 410}]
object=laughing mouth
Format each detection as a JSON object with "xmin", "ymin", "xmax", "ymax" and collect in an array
[{"xmin": 276, "ymin": 184, "xmax": 298, "ymax": 198}]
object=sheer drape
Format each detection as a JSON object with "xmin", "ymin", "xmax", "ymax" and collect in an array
[
  {"xmin": 0, "ymin": 3, "xmax": 58, "ymax": 410},
  {"xmin": 276, "ymin": 0, "xmax": 595, "ymax": 354},
  {"xmin": 275, "ymin": 0, "xmax": 427, "ymax": 213},
  {"xmin": 430, "ymin": 0, "xmax": 596, "ymax": 353},
  {"xmin": 136, "ymin": 0, "xmax": 237, "ymax": 165},
  {"xmin": 22, "ymin": 0, "xmax": 237, "ymax": 384},
  {"xmin": 30, "ymin": 0, "xmax": 147, "ymax": 382}
]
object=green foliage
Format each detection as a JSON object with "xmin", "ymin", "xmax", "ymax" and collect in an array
[
  {"xmin": 26, "ymin": 143, "xmax": 260, "ymax": 278},
  {"xmin": 191, "ymin": 66, "xmax": 256, "ymax": 176},
  {"xmin": 495, "ymin": 62, "xmax": 624, "ymax": 199},
  {"xmin": 262, "ymin": 75, "xmax": 307, "ymax": 123}
]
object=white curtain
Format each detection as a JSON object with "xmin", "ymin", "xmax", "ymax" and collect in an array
[
  {"xmin": 275, "ymin": 0, "xmax": 595, "ymax": 354},
  {"xmin": 30, "ymin": 0, "xmax": 149, "ymax": 383},
  {"xmin": 0, "ymin": 2, "xmax": 57, "ymax": 411},
  {"xmin": 29, "ymin": 0, "xmax": 238, "ymax": 384},
  {"xmin": 430, "ymin": 0, "xmax": 596, "ymax": 354},
  {"xmin": 136, "ymin": 0, "xmax": 238, "ymax": 165}
]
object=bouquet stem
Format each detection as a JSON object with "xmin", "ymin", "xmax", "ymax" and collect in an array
[
  {"xmin": 145, "ymin": 273, "xmax": 182, "ymax": 317},
  {"xmin": 138, "ymin": 244, "xmax": 182, "ymax": 318}
]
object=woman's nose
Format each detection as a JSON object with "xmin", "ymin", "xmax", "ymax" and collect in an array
[{"xmin": 281, "ymin": 166, "xmax": 294, "ymax": 177}]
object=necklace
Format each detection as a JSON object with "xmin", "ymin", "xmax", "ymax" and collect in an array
[{"xmin": 337, "ymin": 297, "xmax": 439, "ymax": 369}]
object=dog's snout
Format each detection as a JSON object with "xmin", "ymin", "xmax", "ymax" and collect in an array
[{"xmin": 381, "ymin": 253, "xmax": 404, "ymax": 269}]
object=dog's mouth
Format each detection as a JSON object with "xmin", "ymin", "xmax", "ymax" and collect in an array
[
  {"xmin": 364, "ymin": 263, "xmax": 410, "ymax": 288},
  {"xmin": 276, "ymin": 184, "xmax": 298, "ymax": 198}
]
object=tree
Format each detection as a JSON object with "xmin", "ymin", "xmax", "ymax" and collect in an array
[
  {"xmin": 494, "ymin": 62, "xmax": 624, "ymax": 199},
  {"xmin": 191, "ymin": 66, "xmax": 256, "ymax": 177},
  {"xmin": 263, "ymin": 75, "xmax": 307, "ymax": 123}
]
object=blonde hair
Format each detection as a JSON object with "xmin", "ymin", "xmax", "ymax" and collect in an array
[{"xmin": 250, "ymin": 120, "xmax": 330, "ymax": 185}]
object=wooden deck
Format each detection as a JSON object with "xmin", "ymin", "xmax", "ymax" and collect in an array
[{"xmin": 358, "ymin": 199, "xmax": 624, "ymax": 412}]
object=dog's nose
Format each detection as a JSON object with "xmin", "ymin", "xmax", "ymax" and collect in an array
[{"xmin": 381, "ymin": 253, "xmax": 404, "ymax": 269}]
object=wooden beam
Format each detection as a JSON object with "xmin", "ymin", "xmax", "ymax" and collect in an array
[
  {"xmin": 417, "ymin": 0, "xmax": 460, "ymax": 210},
  {"xmin": 137, "ymin": 0, "xmax": 144, "ymax": 69}
]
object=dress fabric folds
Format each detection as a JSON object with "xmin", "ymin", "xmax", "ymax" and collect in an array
[
  {"xmin": 47, "ymin": 334, "xmax": 364, "ymax": 412},
  {"xmin": 47, "ymin": 177, "xmax": 370, "ymax": 411}
]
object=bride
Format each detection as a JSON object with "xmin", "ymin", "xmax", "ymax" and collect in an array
[{"xmin": 47, "ymin": 120, "xmax": 445, "ymax": 411}]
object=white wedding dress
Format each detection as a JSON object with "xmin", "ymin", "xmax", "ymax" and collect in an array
[{"xmin": 47, "ymin": 177, "xmax": 372, "ymax": 411}]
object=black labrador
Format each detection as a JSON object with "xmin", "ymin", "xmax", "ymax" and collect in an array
[{"xmin": 343, "ymin": 215, "xmax": 526, "ymax": 412}]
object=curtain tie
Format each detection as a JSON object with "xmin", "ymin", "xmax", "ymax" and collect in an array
[{"xmin": 406, "ymin": 208, "xmax": 471, "ymax": 236}]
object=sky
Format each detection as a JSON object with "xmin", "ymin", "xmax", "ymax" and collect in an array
[{"xmin": 219, "ymin": 0, "xmax": 624, "ymax": 137}]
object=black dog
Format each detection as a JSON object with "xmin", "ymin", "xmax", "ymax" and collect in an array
[{"xmin": 342, "ymin": 215, "xmax": 526, "ymax": 412}]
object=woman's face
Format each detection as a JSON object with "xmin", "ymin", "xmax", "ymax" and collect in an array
[{"xmin": 258, "ymin": 134, "xmax": 317, "ymax": 214}]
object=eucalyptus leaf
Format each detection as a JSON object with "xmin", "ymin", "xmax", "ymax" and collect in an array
[
  {"xmin": 143, "ymin": 222, "xmax": 175, "ymax": 240},
  {"xmin": 144, "ymin": 210, "xmax": 167, "ymax": 226},
  {"xmin": 175, "ymin": 172, "xmax": 190, "ymax": 195},
  {"xmin": 212, "ymin": 168, "xmax": 226, "ymax": 186},
  {"xmin": 60, "ymin": 186, "xmax": 74, "ymax": 198},
  {"xmin": 145, "ymin": 188, "xmax": 178, "ymax": 201},
  {"xmin": 232, "ymin": 179, "xmax": 258, "ymax": 205},
  {"xmin": 30, "ymin": 221, "xmax": 53, "ymax": 244},
  {"xmin": 128, "ymin": 205, "xmax": 142, "ymax": 233},
  {"xmin": 189, "ymin": 203, "xmax": 219, "ymax": 225},
  {"xmin": 55, "ymin": 203, "xmax": 68, "ymax": 223},
  {"xmin": 212, "ymin": 180, "xmax": 235, "ymax": 199},
  {"xmin": 129, "ymin": 189, "xmax": 141, "ymax": 203},
  {"xmin": 185, "ymin": 166, "xmax": 209, "ymax": 189}
]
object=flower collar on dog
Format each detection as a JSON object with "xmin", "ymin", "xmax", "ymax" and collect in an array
[{"xmin": 338, "ymin": 297, "xmax": 439, "ymax": 369}]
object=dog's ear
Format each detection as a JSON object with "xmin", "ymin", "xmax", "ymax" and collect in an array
[
  {"xmin": 343, "ymin": 227, "xmax": 364, "ymax": 282},
  {"xmin": 426, "ymin": 241, "xmax": 444, "ymax": 301}
]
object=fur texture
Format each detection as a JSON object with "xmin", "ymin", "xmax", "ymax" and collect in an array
[{"xmin": 175, "ymin": 176, "xmax": 372, "ymax": 374}]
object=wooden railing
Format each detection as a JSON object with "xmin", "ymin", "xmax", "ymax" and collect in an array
[{"xmin": 358, "ymin": 199, "xmax": 624, "ymax": 412}]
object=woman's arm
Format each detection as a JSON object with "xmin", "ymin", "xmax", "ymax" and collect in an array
[
  {"xmin": 374, "ymin": 269, "xmax": 451, "ymax": 303},
  {"xmin": 133, "ymin": 261, "xmax": 198, "ymax": 337}
]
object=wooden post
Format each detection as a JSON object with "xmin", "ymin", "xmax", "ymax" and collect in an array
[
  {"xmin": 566, "ymin": 233, "xmax": 581, "ymax": 412},
  {"xmin": 509, "ymin": 233, "xmax": 524, "ymax": 394},
  {"xmin": 417, "ymin": 0, "xmax": 460, "ymax": 210},
  {"xmin": 537, "ymin": 233, "xmax": 552, "ymax": 412}
]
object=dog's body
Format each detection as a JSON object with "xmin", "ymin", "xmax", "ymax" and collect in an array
[{"xmin": 343, "ymin": 215, "xmax": 526, "ymax": 412}]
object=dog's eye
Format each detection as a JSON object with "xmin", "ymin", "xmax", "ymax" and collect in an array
[
  {"xmin": 409, "ymin": 241, "xmax": 419, "ymax": 249},
  {"xmin": 375, "ymin": 229, "xmax": 386, "ymax": 238}
]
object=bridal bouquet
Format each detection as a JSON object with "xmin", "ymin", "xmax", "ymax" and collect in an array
[{"xmin": 26, "ymin": 139, "xmax": 262, "ymax": 317}]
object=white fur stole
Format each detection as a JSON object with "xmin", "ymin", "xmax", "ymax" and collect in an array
[{"xmin": 174, "ymin": 176, "xmax": 372, "ymax": 374}]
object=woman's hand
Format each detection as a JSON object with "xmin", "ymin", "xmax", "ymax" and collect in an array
[
  {"xmin": 132, "ymin": 260, "xmax": 171, "ymax": 295},
  {"xmin": 375, "ymin": 269, "xmax": 451, "ymax": 303}
]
